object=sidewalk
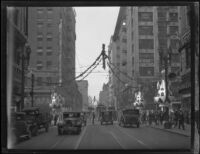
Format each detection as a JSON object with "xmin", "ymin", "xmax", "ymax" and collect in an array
[{"xmin": 148, "ymin": 123, "xmax": 191, "ymax": 137}]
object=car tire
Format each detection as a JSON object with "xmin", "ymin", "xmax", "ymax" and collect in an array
[
  {"xmin": 58, "ymin": 128, "xmax": 62, "ymax": 135},
  {"xmin": 32, "ymin": 126, "xmax": 38, "ymax": 136},
  {"xmin": 45, "ymin": 124, "xmax": 49, "ymax": 132}
]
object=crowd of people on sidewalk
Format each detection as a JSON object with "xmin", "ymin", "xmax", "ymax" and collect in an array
[{"xmin": 140, "ymin": 109, "xmax": 190, "ymax": 130}]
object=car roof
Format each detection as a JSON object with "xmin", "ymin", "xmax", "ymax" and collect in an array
[
  {"xmin": 15, "ymin": 112, "xmax": 26, "ymax": 115},
  {"xmin": 22, "ymin": 107, "xmax": 39, "ymax": 111},
  {"xmin": 63, "ymin": 112, "xmax": 81, "ymax": 114},
  {"xmin": 122, "ymin": 108, "xmax": 139, "ymax": 111}
]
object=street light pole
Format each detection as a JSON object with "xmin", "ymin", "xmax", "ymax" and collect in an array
[{"xmin": 20, "ymin": 51, "xmax": 25, "ymax": 111}]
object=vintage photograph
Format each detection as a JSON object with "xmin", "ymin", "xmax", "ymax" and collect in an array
[{"xmin": 3, "ymin": 2, "xmax": 199, "ymax": 152}]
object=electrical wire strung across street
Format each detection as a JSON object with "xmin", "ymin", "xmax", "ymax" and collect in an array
[
  {"xmin": 107, "ymin": 57, "xmax": 135, "ymax": 82},
  {"xmin": 79, "ymin": 57, "xmax": 102, "ymax": 80},
  {"xmin": 25, "ymin": 52, "xmax": 103, "ymax": 86}
]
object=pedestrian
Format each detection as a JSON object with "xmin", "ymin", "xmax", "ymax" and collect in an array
[
  {"xmin": 92, "ymin": 112, "xmax": 95, "ymax": 125},
  {"xmin": 173, "ymin": 110, "xmax": 179, "ymax": 128},
  {"xmin": 178, "ymin": 109, "xmax": 185, "ymax": 130}
]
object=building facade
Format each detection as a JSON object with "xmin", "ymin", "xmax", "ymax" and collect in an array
[
  {"xmin": 7, "ymin": 7, "xmax": 30, "ymax": 112},
  {"xmin": 99, "ymin": 83, "xmax": 109, "ymax": 107},
  {"xmin": 109, "ymin": 6, "xmax": 181, "ymax": 110},
  {"xmin": 77, "ymin": 80, "xmax": 89, "ymax": 111},
  {"xmin": 27, "ymin": 7, "xmax": 81, "ymax": 112}
]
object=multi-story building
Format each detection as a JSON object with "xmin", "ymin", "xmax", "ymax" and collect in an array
[
  {"xmin": 7, "ymin": 7, "xmax": 30, "ymax": 112},
  {"xmin": 27, "ymin": 7, "xmax": 81, "ymax": 112},
  {"xmin": 99, "ymin": 83, "xmax": 109, "ymax": 107},
  {"xmin": 178, "ymin": 6, "xmax": 191, "ymax": 113},
  {"xmin": 109, "ymin": 6, "xmax": 181, "ymax": 110},
  {"xmin": 77, "ymin": 80, "xmax": 89, "ymax": 111},
  {"xmin": 109, "ymin": 7, "xmax": 130, "ymax": 110}
]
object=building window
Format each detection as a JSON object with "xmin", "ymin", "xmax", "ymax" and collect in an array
[
  {"xmin": 36, "ymin": 61, "xmax": 43, "ymax": 70},
  {"xmin": 46, "ymin": 77, "xmax": 52, "ymax": 86},
  {"xmin": 122, "ymin": 50, "xmax": 127, "ymax": 54},
  {"xmin": 122, "ymin": 61, "xmax": 127, "ymax": 66},
  {"xmin": 159, "ymin": 39, "xmax": 167, "ymax": 49},
  {"xmin": 185, "ymin": 46, "xmax": 191, "ymax": 69},
  {"xmin": 46, "ymin": 49, "xmax": 53, "ymax": 56},
  {"xmin": 132, "ymin": 44, "xmax": 134, "ymax": 53},
  {"xmin": 170, "ymin": 39, "xmax": 179, "ymax": 49},
  {"xmin": 37, "ymin": 9, "xmax": 43, "ymax": 19},
  {"xmin": 169, "ymin": 12, "xmax": 178, "ymax": 22},
  {"xmin": 37, "ymin": 77, "xmax": 43, "ymax": 86},
  {"xmin": 132, "ymin": 57, "xmax": 134, "ymax": 66},
  {"xmin": 169, "ymin": 26, "xmax": 178, "ymax": 35},
  {"xmin": 37, "ymin": 47, "xmax": 43, "ymax": 56},
  {"xmin": 139, "ymin": 26, "xmax": 153, "ymax": 35},
  {"xmin": 122, "ymin": 38, "xmax": 127, "ymax": 43},
  {"xmin": 138, "ymin": 12, "xmax": 153, "ymax": 22},
  {"xmin": 139, "ymin": 39, "xmax": 154, "ymax": 49},
  {"xmin": 46, "ymin": 61, "xmax": 52, "ymax": 69},
  {"xmin": 47, "ymin": 21, "xmax": 52, "ymax": 28},
  {"xmin": 139, "ymin": 53, "xmax": 154, "ymax": 63},
  {"xmin": 139, "ymin": 67, "xmax": 154, "ymax": 76},
  {"xmin": 122, "ymin": 27, "xmax": 127, "ymax": 32}
]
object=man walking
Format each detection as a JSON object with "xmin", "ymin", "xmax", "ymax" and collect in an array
[
  {"xmin": 178, "ymin": 109, "xmax": 185, "ymax": 130},
  {"xmin": 92, "ymin": 112, "xmax": 95, "ymax": 125}
]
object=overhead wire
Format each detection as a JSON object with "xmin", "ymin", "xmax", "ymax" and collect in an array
[{"xmin": 79, "ymin": 57, "xmax": 102, "ymax": 80}]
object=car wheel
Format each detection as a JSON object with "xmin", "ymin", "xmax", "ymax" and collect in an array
[
  {"xmin": 58, "ymin": 128, "xmax": 62, "ymax": 135},
  {"xmin": 32, "ymin": 126, "xmax": 38, "ymax": 136},
  {"xmin": 45, "ymin": 124, "xmax": 49, "ymax": 132}
]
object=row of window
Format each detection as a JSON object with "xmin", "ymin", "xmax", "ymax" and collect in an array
[
  {"xmin": 36, "ymin": 61, "xmax": 53, "ymax": 70},
  {"xmin": 139, "ymin": 12, "xmax": 178, "ymax": 22},
  {"xmin": 36, "ymin": 76, "xmax": 53, "ymax": 86}
]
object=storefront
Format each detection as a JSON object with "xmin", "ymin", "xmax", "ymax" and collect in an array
[{"xmin": 179, "ymin": 71, "xmax": 191, "ymax": 112}]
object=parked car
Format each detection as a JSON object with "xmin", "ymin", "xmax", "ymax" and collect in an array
[
  {"xmin": 119, "ymin": 109, "xmax": 140, "ymax": 128},
  {"xmin": 22, "ymin": 107, "xmax": 50, "ymax": 136},
  {"xmin": 11, "ymin": 112, "xmax": 31, "ymax": 143},
  {"xmin": 100, "ymin": 111, "xmax": 113, "ymax": 125},
  {"xmin": 57, "ymin": 112, "xmax": 82, "ymax": 135}
]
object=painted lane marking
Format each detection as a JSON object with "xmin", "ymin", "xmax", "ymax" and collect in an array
[
  {"xmin": 109, "ymin": 131, "xmax": 125, "ymax": 149},
  {"xmin": 50, "ymin": 136, "xmax": 65, "ymax": 149},
  {"xmin": 74, "ymin": 125, "xmax": 88, "ymax": 150},
  {"xmin": 116, "ymin": 125, "xmax": 152, "ymax": 149}
]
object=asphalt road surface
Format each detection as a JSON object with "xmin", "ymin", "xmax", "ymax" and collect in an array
[{"xmin": 12, "ymin": 121, "xmax": 190, "ymax": 150}]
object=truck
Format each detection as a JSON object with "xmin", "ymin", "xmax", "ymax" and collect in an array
[{"xmin": 21, "ymin": 107, "xmax": 51, "ymax": 136}]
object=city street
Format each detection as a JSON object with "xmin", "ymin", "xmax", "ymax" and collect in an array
[{"xmin": 13, "ymin": 121, "xmax": 190, "ymax": 150}]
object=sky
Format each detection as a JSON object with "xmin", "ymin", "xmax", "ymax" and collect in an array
[{"xmin": 74, "ymin": 7, "xmax": 120, "ymax": 102}]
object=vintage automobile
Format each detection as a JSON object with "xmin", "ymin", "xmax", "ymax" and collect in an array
[
  {"xmin": 119, "ymin": 109, "xmax": 140, "ymax": 128},
  {"xmin": 11, "ymin": 112, "xmax": 31, "ymax": 143},
  {"xmin": 100, "ymin": 111, "xmax": 113, "ymax": 125},
  {"xmin": 22, "ymin": 107, "xmax": 50, "ymax": 136},
  {"xmin": 57, "ymin": 112, "xmax": 82, "ymax": 135}
]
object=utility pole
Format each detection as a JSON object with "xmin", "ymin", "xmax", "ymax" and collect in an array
[
  {"xmin": 21, "ymin": 52, "xmax": 25, "ymax": 111},
  {"xmin": 102, "ymin": 44, "xmax": 106, "ymax": 70},
  {"xmin": 31, "ymin": 73, "xmax": 35, "ymax": 107}
]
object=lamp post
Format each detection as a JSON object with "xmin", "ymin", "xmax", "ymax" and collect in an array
[{"xmin": 20, "ymin": 43, "xmax": 31, "ymax": 111}]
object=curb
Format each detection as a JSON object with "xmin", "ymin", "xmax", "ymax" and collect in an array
[{"xmin": 149, "ymin": 126, "xmax": 190, "ymax": 137}]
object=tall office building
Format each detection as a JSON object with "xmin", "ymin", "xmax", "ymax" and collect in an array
[
  {"xmin": 27, "ymin": 7, "xmax": 81, "ymax": 111},
  {"xmin": 7, "ymin": 7, "xmax": 30, "ymax": 112},
  {"xmin": 109, "ymin": 6, "xmax": 181, "ymax": 109},
  {"xmin": 77, "ymin": 80, "xmax": 89, "ymax": 111}
]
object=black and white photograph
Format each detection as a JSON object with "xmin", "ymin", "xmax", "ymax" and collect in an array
[{"xmin": 1, "ymin": 1, "xmax": 199, "ymax": 153}]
